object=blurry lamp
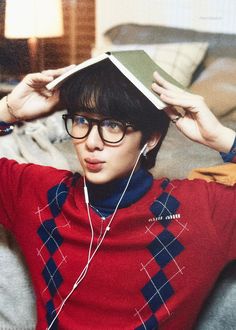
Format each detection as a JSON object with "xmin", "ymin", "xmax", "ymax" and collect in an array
[{"xmin": 4, "ymin": 0, "xmax": 64, "ymax": 72}]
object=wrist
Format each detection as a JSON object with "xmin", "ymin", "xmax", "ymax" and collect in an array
[
  {"xmin": 220, "ymin": 134, "xmax": 236, "ymax": 162},
  {"xmin": 0, "ymin": 94, "xmax": 21, "ymax": 123},
  {"xmin": 214, "ymin": 126, "xmax": 236, "ymax": 153},
  {"xmin": 5, "ymin": 94, "xmax": 22, "ymax": 121}
]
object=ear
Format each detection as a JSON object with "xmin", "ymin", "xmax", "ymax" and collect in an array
[{"xmin": 145, "ymin": 132, "xmax": 161, "ymax": 154}]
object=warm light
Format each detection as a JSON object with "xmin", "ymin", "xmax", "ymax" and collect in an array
[{"xmin": 5, "ymin": 0, "xmax": 64, "ymax": 39}]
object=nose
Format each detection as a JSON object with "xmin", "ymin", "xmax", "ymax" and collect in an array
[{"xmin": 85, "ymin": 124, "xmax": 104, "ymax": 150}]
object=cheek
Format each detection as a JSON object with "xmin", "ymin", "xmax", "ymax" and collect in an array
[
  {"xmin": 124, "ymin": 133, "xmax": 143, "ymax": 154},
  {"xmin": 72, "ymin": 136, "xmax": 87, "ymax": 147},
  {"xmin": 111, "ymin": 137, "xmax": 142, "ymax": 165},
  {"xmin": 72, "ymin": 140, "xmax": 83, "ymax": 160},
  {"xmin": 112, "ymin": 133, "xmax": 143, "ymax": 162}
]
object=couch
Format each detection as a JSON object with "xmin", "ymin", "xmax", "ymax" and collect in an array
[{"xmin": 0, "ymin": 24, "xmax": 235, "ymax": 329}]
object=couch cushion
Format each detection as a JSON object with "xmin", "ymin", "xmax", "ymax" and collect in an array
[{"xmin": 190, "ymin": 57, "xmax": 236, "ymax": 117}]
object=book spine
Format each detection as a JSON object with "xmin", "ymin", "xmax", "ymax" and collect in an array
[
  {"xmin": 108, "ymin": 54, "xmax": 166, "ymax": 110},
  {"xmin": 46, "ymin": 53, "xmax": 109, "ymax": 90}
]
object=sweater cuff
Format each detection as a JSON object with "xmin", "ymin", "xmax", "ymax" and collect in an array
[
  {"xmin": 220, "ymin": 135, "xmax": 236, "ymax": 163},
  {"xmin": 0, "ymin": 121, "xmax": 14, "ymax": 136}
]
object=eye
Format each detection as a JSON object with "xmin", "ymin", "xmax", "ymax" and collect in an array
[
  {"xmin": 74, "ymin": 116, "xmax": 89, "ymax": 126},
  {"xmin": 102, "ymin": 120, "xmax": 124, "ymax": 132}
]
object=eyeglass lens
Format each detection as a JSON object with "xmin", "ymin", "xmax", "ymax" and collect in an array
[{"xmin": 65, "ymin": 115, "xmax": 128, "ymax": 143}]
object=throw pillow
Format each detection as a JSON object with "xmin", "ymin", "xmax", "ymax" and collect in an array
[
  {"xmin": 190, "ymin": 57, "xmax": 236, "ymax": 117},
  {"xmin": 92, "ymin": 42, "xmax": 208, "ymax": 87}
]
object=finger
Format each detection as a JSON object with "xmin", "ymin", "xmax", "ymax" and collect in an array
[
  {"xmin": 160, "ymin": 93, "xmax": 197, "ymax": 110},
  {"xmin": 160, "ymin": 92, "xmax": 204, "ymax": 111},
  {"xmin": 153, "ymin": 71, "xmax": 185, "ymax": 93},
  {"xmin": 152, "ymin": 82, "xmax": 193, "ymax": 105},
  {"xmin": 45, "ymin": 89, "xmax": 60, "ymax": 105},
  {"xmin": 163, "ymin": 105, "xmax": 185, "ymax": 123},
  {"xmin": 38, "ymin": 88, "xmax": 54, "ymax": 98},
  {"xmin": 152, "ymin": 82, "xmax": 188, "ymax": 99},
  {"xmin": 152, "ymin": 84, "xmax": 205, "ymax": 110},
  {"xmin": 151, "ymin": 82, "xmax": 168, "ymax": 95},
  {"xmin": 22, "ymin": 66, "xmax": 76, "ymax": 88},
  {"xmin": 23, "ymin": 72, "xmax": 54, "ymax": 87},
  {"xmin": 41, "ymin": 65, "xmax": 76, "ymax": 78}
]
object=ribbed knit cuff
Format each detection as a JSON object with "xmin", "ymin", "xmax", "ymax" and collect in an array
[
  {"xmin": 0, "ymin": 121, "xmax": 14, "ymax": 136},
  {"xmin": 220, "ymin": 135, "xmax": 236, "ymax": 163}
]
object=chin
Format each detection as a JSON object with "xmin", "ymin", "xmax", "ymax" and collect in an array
[
  {"xmin": 84, "ymin": 170, "xmax": 124, "ymax": 185},
  {"xmin": 84, "ymin": 172, "xmax": 112, "ymax": 185}
]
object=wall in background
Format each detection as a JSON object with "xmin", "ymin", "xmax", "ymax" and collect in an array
[
  {"xmin": 0, "ymin": 0, "xmax": 95, "ymax": 74},
  {"xmin": 44, "ymin": 0, "xmax": 95, "ymax": 69},
  {"xmin": 2, "ymin": 0, "xmax": 235, "ymax": 74},
  {"xmin": 95, "ymin": 0, "xmax": 236, "ymax": 47}
]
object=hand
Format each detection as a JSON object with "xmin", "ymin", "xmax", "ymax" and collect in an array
[
  {"xmin": 5, "ymin": 66, "xmax": 75, "ymax": 121},
  {"xmin": 152, "ymin": 71, "xmax": 236, "ymax": 153}
]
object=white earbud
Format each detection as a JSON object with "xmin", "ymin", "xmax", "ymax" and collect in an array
[
  {"xmin": 47, "ymin": 141, "xmax": 149, "ymax": 330},
  {"xmin": 141, "ymin": 143, "xmax": 148, "ymax": 157}
]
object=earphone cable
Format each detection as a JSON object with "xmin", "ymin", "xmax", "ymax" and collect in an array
[{"xmin": 46, "ymin": 143, "xmax": 147, "ymax": 329}]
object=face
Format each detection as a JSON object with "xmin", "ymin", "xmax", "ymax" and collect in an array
[{"xmin": 71, "ymin": 113, "xmax": 144, "ymax": 184}]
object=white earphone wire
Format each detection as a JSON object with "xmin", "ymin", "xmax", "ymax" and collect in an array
[{"xmin": 46, "ymin": 143, "xmax": 148, "ymax": 329}]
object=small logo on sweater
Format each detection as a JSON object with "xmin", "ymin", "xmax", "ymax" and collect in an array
[{"xmin": 148, "ymin": 213, "xmax": 181, "ymax": 222}]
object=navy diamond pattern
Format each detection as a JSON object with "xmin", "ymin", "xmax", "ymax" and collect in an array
[
  {"xmin": 136, "ymin": 181, "xmax": 184, "ymax": 329},
  {"xmin": 135, "ymin": 314, "xmax": 159, "ymax": 330},
  {"xmin": 150, "ymin": 192, "xmax": 180, "ymax": 228},
  {"xmin": 42, "ymin": 257, "xmax": 63, "ymax": 297},
  {"xmin": 37, "ymin": 218, "xmax": 63, "ymax": 255},
  {"xmin": 141, "ymin": 270, "xmax": 174, "ymax": 313},
  {"xmin": 47, "ymin": 183, "xmax": 69, "ymax": 217},
  {"xmin": 148, "ymin": 229, "xmax": 184, "ymax": 268},
  {"xmin": 46, "ymin": 299, "xmax": 58, "ymax": 330},
  {"xmin": 37, "ymin": 181, "xmax": 69, "ymax": 329}
]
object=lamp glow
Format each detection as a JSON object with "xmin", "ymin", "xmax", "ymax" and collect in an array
[
  {"xmin": 5, "ymin": 0, "xmax": 64, "ymax": 39},
  {"xmin": 4, "ymin": 0, "xmax": 64, "ymax": 72}
]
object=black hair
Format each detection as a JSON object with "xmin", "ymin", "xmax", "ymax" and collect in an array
[{"xmin": 60, "ymin": 59, "xmax": 170, "ymax": 169}]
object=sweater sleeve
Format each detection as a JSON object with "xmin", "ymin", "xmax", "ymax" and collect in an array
[
  {"xmin": 220, "ymin": 135, "xmax": 236, "ymax": 163},
  {"xmin": 0, "ymin": 158, "xmax": 31, "ymax": 230},
  {"xmin": 188, "ymin": 163, "xmax": 236, "ymax": 186},
  {"xmin": 0, "ymin": 158, "xmax": 70, "ymax": 232},
  {"xmin": 207, "ymin": 180, "xmax": 236, "ymax": 262}
]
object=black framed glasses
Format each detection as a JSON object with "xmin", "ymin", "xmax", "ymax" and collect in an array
[{"xmin": 62, "ymin": 114, "xmax": 134, "ymax": 144}]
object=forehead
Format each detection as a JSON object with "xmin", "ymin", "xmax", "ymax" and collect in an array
[
  {"xmin": 74, "ymin": 111, "xmax": 110, "ymax": 120},
  {"xmin": 73, "ymin": 111, "xmax": 127, "ymax": 122}
]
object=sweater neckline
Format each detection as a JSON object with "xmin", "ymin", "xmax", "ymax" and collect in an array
[{"xmin": 86, "ymin": 168, "xmax": 153, "ymax": 218}]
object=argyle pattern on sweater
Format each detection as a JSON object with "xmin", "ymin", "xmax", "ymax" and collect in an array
[
  {"xmin": 37, "ymin": 182, "xmax": 69, "ymax": 329},
  {"xmin": 135, "ymin": 179, "xmax": 184, "ymax": 329}
]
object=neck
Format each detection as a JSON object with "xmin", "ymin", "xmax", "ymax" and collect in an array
[{"xmin": 86, "ymin": 168, "xmax": 153, "ymax": 218}]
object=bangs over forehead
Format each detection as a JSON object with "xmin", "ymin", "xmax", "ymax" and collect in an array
[
  {"xmin": 59, "ymin": 58, "xmax": 170, "ymax": 169},
  {"xmin": 60, "ymin": 60, "xmax": 161, "ymax": 127}
]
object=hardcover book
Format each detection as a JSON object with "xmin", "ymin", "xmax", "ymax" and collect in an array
[{"xmin": 46, "ymin": 50, "xmax": 184, "ymax": 110}]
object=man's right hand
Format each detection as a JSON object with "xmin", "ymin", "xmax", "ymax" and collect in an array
[{"xmin": 0, "ymin": 66, "xmax": 74, "ymax": 123}]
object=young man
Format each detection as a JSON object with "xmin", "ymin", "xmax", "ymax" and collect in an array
[{"xmin": 0, "ymin": 61, "xmax": 235, "ymax": 330}]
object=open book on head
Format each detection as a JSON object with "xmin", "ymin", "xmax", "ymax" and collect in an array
[{"xmin": 46, "ymin": 50, "xmax": 184, "ymax": 110}]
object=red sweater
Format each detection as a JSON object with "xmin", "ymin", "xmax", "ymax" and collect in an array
[{"xmin": 0, "ymin": 158, "xmax": 236, "ymax": 330}]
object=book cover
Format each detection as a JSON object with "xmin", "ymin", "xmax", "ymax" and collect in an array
[{"xmin": 46, "ymin": 50, "xmax": 184, "ymax": 110}]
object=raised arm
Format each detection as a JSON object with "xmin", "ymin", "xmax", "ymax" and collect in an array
[
  {"xmin": 0, "ymin": 66, "xmax": 73, "ymax": 123},
  {"xmin": 152, "ymin": 71, "xmax": 236, "ymax": 154}
]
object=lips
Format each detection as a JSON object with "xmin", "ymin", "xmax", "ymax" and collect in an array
[{"xmin": 85, "ymin": 158, "xmax": 105, "ymax": 172}]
